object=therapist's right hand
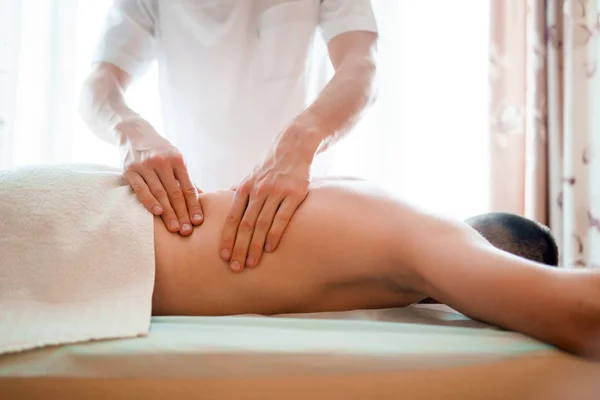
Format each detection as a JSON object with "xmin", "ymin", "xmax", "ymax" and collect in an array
[{"xmin": 116, "ymin": 118, "xmax": 204, "ymax": 236}]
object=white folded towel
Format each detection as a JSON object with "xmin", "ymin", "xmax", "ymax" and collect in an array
[{"xmin": 0, "ymin": 164, "xmax": 155, "ymax": 354}]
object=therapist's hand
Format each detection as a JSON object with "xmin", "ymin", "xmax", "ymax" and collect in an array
[
  {"xmin": 117, "ymin": 119, "xmax": 203, "ymax": 236},
  {"xmin": 220, "ymin": 143, "xmax": 312, "ymax": 272}
]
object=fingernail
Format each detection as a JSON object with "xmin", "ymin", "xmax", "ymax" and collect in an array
[
  {"xmin": 193, "ymin": 214, "xmax": 203, "ymax": 223},
  {"xmin": 230, "ymin": 261, "xmax": 241, "ymax": 272},
  {"xmin": 246, "ymin": 256, "xmax": 255, "ymax": 267},
  {"xmin": 153, "ymin": 205, "xmax": 163, "ymax": 215},
  {"xmin": 265, "ymin": 242, "xmax": 272, "ymax": 252},
  {"xmin": 221, "ymin": 249, "xmax": 231, "ymax": 260},
  {"xmin": 170, "ymin": 220, "xmax": 179, "ymax": 230},
  {"xmin": 181, "ymin": 223, "xmax": 191, "ymax": 233}
]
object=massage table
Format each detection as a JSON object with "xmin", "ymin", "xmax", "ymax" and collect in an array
[{"xmin": 1, "ymin": 304, "xmax": 599, "ymax": 399}]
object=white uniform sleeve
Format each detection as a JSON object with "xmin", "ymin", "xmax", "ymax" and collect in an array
[
  {"xmin": 319, "ymin": 0, "xmax": 378, "ymax": 43},
  {"xmin": 92, "ymin": 0, "xmax": 158, "ymax": 78}
]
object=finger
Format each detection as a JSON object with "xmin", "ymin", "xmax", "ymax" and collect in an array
[
  {"xmin": 156, "ymin": 167, "xmax": 193, "ymax": 236},
  {"xmin": 265, "ymin": 196, "xmax": 302, "ymax": 252},
  {"xmin": 140, "ymin": 170, "xmax": 180, "ymax": 233},
  {"xmin": 174, "ymin": 166, "xmax": 203, "ymax": 226},
  {"xmin": 245, "ymin": 195, "xmax": 283, "ymax": 268},
  {"xmin": 220, "ymin": 189, "xmax": 250, "ymax": 263},
  {"xmin": 124, "ymin": 171, "xmax": 163, "ymax": 215},
  {"xmin": 229, "ymin": 195, "xmax": 266, "ymax": 272}
]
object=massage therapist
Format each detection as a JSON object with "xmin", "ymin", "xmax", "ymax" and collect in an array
[{"xmin": 79, "ymin": 0, "xmax": 378, "ymax": 272}]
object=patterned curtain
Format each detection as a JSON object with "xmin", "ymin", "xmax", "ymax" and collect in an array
[{"xmin": 489, "ymin": 0, "xmax": 600, "ymax": 268}]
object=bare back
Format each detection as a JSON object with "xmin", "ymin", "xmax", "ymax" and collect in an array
[{"xmin": 152, "ymin": 179, "xmax": 431, "ymax": 316}]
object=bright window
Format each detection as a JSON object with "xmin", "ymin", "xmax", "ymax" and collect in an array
[{"xmin": 9, "ymin": 0, "xmax": 490, "ymax": 219}]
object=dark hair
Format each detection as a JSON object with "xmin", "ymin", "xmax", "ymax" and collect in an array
[{"xmin": 465, "ymin": 212, "xmax": 559, "ymax": 266}]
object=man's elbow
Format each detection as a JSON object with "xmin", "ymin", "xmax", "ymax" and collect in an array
[
  {"xmin": 367, "ymin": 61, "xmax": 379, "ymax": 106},
  {"xmin": 342, "ymin": 54, "xmax": 378, "ymax": 106},
  {"xmin": 79, "ymin": 64, "xmax": 132, "ymax": 137},
  {"xmin": 360, "ymin": 56, "xmax": 379, "ymax": 107},
  {"xmin": 79, "ymin": 67, "xmax": 107, "ymax": 122},
  {"xmin": 78, "ymin": 72, "xmax": 98, "ymax": 125},
  {"xmin": 79, "ymin": 63, "xmax": 130, "ymax": 115}
]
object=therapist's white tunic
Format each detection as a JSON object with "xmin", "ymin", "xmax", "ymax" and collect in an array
[{"xmin": 94, "ymin": 0, "xmax": 378, "ymax": 191}]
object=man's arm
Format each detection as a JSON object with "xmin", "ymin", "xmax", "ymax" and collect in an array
[
  {"xmin": 79, "ymin": 63, "xmax": 136, "ymax": 144},
  {"xmin": 219, "ymin": 30, "xmax": 378, "ymax": 272},
  {"xmin": 278, "ymin": 30, "xmax": 378, "ymax": 158},
  {"xmin": 79, "ymin": 0, "xmax": 203, "ymax": 236},
  {"xmin": 81, "ymin": 0, "xmax": 157, "ymax": 143},
  {"xmin": 79, "ymin": 63, "xmax": 203, "ymax": 236}
]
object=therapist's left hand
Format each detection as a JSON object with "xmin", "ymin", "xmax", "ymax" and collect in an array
[{"xmin": 219, "ymin": 145, "xmax": 312, "ymax": 272}]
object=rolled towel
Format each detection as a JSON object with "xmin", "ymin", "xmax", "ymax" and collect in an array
[{"xmin": 0, "ymin": 164, "xmax": 155, "ymax": 354}]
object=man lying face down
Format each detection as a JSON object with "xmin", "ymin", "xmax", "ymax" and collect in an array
[{"xmin": 0, "ymin": 165, "xmax": 598, "ymax": 359}]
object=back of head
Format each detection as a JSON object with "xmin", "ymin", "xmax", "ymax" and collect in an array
[{"xmin": 465, "ymin": 212, "xmax": 559, "ymax": 267}]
